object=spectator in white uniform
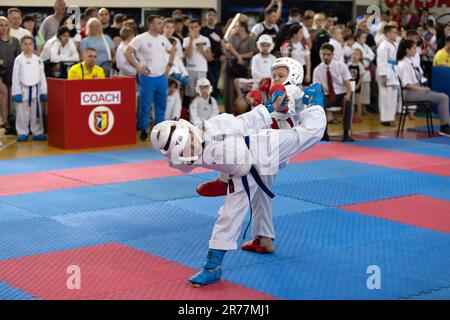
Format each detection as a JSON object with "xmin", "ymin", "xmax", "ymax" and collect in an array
[{"xmin": 189, "ymin": 77, "xmax": 219, "ymax": 124}]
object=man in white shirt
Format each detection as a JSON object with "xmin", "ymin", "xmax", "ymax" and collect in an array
[
  {"xmin": 8, "ymin": 8, "xmax": 32, "ymax": 41},
  {"xmin": 125, "ymin": 15, "xmax": 176, "ymax": 141},
  {"xmin": 329, "ymin": 26, "xmax": 344, "ymax": 63},
  {"xmin": 313, "ymin": 43, "xmax": 353, "ymax": 142},
  {"xmin": 183, "ymin": 19, "xmax": 213, "ymax": 100}
]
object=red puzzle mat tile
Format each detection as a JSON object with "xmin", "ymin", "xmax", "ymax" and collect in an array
[
  {"xmin": 340, "ymin": 195, "xmax": 450, "ymax": 233},
  {"xmin": 0, "ymin": 243, "xmax": 275, "ymax": 300},
  {"xmin": 0, "ymin": 172, "xmax": 88, "ymax": 196},
  {"xmin": 51, "ymin": 160, "xmax": 211, "ymax": 185}
]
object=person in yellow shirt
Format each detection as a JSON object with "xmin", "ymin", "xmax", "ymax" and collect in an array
[
  {"xmin": 433, "ymin": 36, "xmax": 450, "ymax": 67},
  {"xmin": 67, "ymin": 47, "xmax": 105, "ymax": 79}
]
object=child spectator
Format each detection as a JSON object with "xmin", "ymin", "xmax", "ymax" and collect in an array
[
  {"xmin": 189, "ymin": 78, "xmax": 219, "ymax": 124},
  {"xmin": 347, "ymin": 48, "xmax": 365, "ymax": 122},
  {"xmin": 165, "ymin": 78, "xmax": 182, "ymax": 121}
]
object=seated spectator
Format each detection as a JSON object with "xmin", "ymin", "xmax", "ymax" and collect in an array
[
  {"xmin": 41, "ymin": 27, "xmax": 79, "ymax": 78},
  {"xmin": 433, "ymin": 36, "xmax": 450, "ymax": 67},
  {"xmin": 67, "ymin": 47, "xmax": 105, "ymax": 80},
  {"xmin": 116, "ymin": 27, "xmax": 136, "ymax": 77},
  {"xmin": 313, "ymin": 43, "xmax": 353, "ymax": 142},
  {"xmin": 280, "ymin": 24, "xmax": 311, "ymax": 85},
  {"xmin": 398, "ymin": 39, "xmax": 450, "ymax": 136},
  {"xmin": 80, "ymin": 17, "xmax": 115, "ymax": 77}
]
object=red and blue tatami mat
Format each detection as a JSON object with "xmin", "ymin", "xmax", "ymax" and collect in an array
[{"xmin": 0, "ymin": 136, "xmax": 449, "ymax": 300}]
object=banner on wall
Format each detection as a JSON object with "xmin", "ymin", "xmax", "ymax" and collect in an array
[{"xmin": 382, "ymin": 0, "xmax": 449, "ymax": 14}]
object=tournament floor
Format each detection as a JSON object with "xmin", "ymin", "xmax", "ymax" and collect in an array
[{"xmin": 0, "ymin": 114, "xmax": 449, "ymax": 300}]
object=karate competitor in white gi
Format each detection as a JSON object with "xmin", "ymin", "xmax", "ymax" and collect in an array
[
  {"xmin": 12, "ymin": 36, "xmax": 47, "ymax": 142},
  {"xmin": 197, "ymin": 58, "xmax": 305, "ymax": 253},
  {"xmin": 150, "ymin": 69, "xmax": 326, "ymax": 287},
  {"xmin": 377, "ymin": 25, "xmax": 400, "ymax": 126}
]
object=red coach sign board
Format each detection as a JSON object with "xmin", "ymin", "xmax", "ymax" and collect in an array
[{"xmin": 47, "ymin": 78, "xmax": 136, "ymax": 149}]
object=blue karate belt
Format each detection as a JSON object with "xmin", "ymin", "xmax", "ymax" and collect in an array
[
  {"xmin": 388, "ymin": 59, "xmax": 398, "ymax": 72},
  {"xmin": 241, "ymin": 135, "xmax": 275, "ymax": 239},
  {"xmin": 28, "ymin": 85, "xmax": 40, "ymax": 120}
]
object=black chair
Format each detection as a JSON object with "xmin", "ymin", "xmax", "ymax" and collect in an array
[{"xmin": 397, "ymin": 80, "xmax": 435, "ymax": 138}]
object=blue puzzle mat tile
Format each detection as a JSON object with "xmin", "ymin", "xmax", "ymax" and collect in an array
[
  {"xmin": 92, "ymin": 147, "xmax": 164, "ymax": 163},
  {"xmin": 165, "ymin": 195, "xmax": 327, "ymax": 219},
  {"xmin": 419, "ymin": 136, "xmax": 450, "ymax": 146},
  {"xmin": 354, "ymin": 138, "xmax": 450, "ymax": 159},
  {"xmin": 273, "ymin": 208, "xmax": 427, "ymax": 250},
  {"xmin": 124, "ymin": 227, "xmax": 308, "ymax": 271},
  {"xmin": 0, "ymin": 185, "xmax": 153, "ymax": 216},
  {"xmin": 0, "ymin": 203, "xmax": 40, "ymax": 223},
  {"xmin": 423, "ymin": 188, "xmax": 450, "ymax": 202},
  {"xmin": 224, "ymin": 231, "xmax": 450, "ymax": 299},
  {"xmin": 0, "ymin": 154, "xmax": 123, "ymax": 176},
  {"xmin": 187, "ymin": 171, "xmax": 220, "ymax": 182},
  {"xmin": 53, "ymin": 202, "xmax": 216, "ymax": 242},
  {"xmin": 273, "ymin": 178, "xmax": 399, "ymax": 206},
  {"xmin": 0, "ymin": 282, "xmax": 35, "ymax": 300},
  {"xmin": 278, "ymin": 159, "xmax": 395, "ymax": 183},
  {"xmin": 103, "ymin": 175, "xmax": 204, "ymax": 201},
  {"xmin": 125, "ymin": 207, "xmax": 425, "ymax": 272},
  {"xmin": 0, "ymin": 217, "xmax": 107, "ymax": 260}
]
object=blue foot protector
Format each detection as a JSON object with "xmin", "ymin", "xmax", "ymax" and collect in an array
[{"xmin": 189, "ymin": 249, "xmax": 226, "ymax": 287}]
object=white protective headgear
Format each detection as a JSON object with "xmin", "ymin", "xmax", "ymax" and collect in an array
[
  {"xmin": 271, "ymin": 57, "xmax": 304, "ymax": 85},
  {"xmin": 195, "ymin": 78, "xmax": 212, "ymax": 96},
  {"xmin": 256, "ymin": 34, "xmax": 274, "ymax": 53},
  {"xmin": 150, "ymin": 119, "xmax": 204, "ymax": 162}
]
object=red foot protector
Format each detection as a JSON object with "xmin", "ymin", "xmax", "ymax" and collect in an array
[
  {"xmin": 0, "ymin": 243, "xmax": 276, "ymax": 300},
  {"xmin": 196, "ymin": 178, "xmax": 228, "ymax": 197},
  {"xmin": 241, "ymin": 238, "xmax": 273, "ymax": 254},
  {"xmin": 340, "ymin": 195, "xmax": 450, "ymax": 233}
]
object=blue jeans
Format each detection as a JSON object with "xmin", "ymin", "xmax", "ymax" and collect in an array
[{"xmin": 138, "ymin": 74, "xmax": 168, "ymax": 130}]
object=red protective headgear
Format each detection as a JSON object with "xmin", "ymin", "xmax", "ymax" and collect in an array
[
  {"xmin": 246, "ymin": 90, "xmax": 263, "ymax": 107},
  {"xmin": 259, "ymin": 78, "xmax": 271, "ymax": 92}
]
